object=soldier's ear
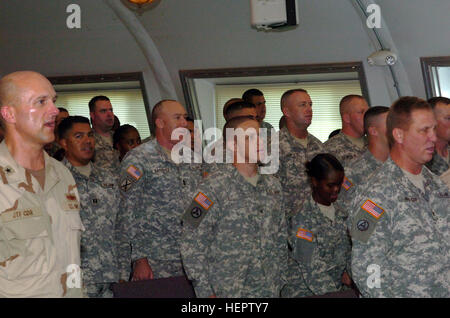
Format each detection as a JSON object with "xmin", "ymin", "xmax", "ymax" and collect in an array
[
  {"xmin": 392, "ymin": 128, "xmax": 404, "ymax": 144},
  {"xmin": 368, "ymin": 126, "xmax": 377, "ymax": 137},
  {"xmin": 59, "ymin": 138, "xmax": 68, "ymax": 151},
  {"xmin": 342, "ymin": 112, "xmax": 351, "ymax": 124},
  {"xmin": 155, "ymin": 117, "xmax": 164, "ymax": 129},
  {"xmin": 1, "ymin": 105, "xmax": 16, "ymax": 124}
]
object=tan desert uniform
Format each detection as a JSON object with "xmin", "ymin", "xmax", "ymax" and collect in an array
[{"xmin": 0, "ymin": 141, "xmax": 84, "ymax": 297}]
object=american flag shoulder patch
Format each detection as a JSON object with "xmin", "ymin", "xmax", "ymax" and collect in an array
[
  {"xmin": 126, "ymin": 165, "xmax": 142, "ymax": 181},
  {"xmin": 296, "ymin": 228, "xmax": 314, "ymax": 242},
  {"xmin": 194, "ymin": 192, "xmax": 213, "ymax": 210},
  {"xmin": 361, "ymin": 199, "xmax": 384, "ymax": 219},
  {"xmin": 342, "ymin": 176, "xmax": 353, "ymax": 191}
]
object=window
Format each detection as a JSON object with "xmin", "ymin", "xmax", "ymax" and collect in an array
[
  {"xmin": 49, "ymin": 73, "xmax": 151, "ymax": 139},
  {"xmin": 421, "ymin": 56, "xmax": 450, "ymax": 99},
  {"xmin": 215, "ymin": 80, "xmax": 362, "ymax": 142},
  {"xmin": 180, "ymin": 62, "xmax": 369, "ymax": 143}
]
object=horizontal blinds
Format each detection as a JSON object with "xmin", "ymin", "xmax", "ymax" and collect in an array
[
  {"xmin": 215, "ymin": 80, "xmax": 362, "ymax": 142},
  {"xmin": 55, "ymin": 89, "xmax": 150, "ymax": 139}
]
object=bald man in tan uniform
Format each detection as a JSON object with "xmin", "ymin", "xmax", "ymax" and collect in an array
[{"xmin": 0, "ymin": 71, "xmax": 84, "ymax": 297}]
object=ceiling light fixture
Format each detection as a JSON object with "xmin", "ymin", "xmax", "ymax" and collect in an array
[{"xmin": 120, "ymin": 0, "xmax": 161, "ymax": 15}]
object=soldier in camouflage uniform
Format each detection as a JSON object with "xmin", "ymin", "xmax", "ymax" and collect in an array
[
  {"xmin": 425, "ymin": 97, "xmax": 449, "ymax": 176},
  {"xmin": 117, "ymin": 100, "xmax": 203, "ymax": 281},
  {"xmin": 59, "ymin": 116, "xmax": 121, "ymax": 297},
  {"xmin": 282, "ymin": 154, "xmax": 352, "ymax": 297},
  {"xmin": 339, "ymin": 106, "xmax": 390, "ymax": 213},
  {"xmin": 181, "ymin": 117, "xmax": 287, "ymax": 298},
  {"xmin": 89, "ymin": 96, "xmax": 121, "ymax": 172},
  {"xmin": 350, "ymin": 97, "xmax": 449, "ymax": 297},
  {"xmin": 276, "ymin": 89, "xmax": 324, "ymax": 220},
  {"xmin": 324, "ymin": 95, "xmax": 369, "ymax": 167}
]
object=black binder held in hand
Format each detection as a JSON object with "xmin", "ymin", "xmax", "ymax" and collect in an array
[{"xmin": 112, "ymin": 276, "xmax": 196, "ymax": 298}]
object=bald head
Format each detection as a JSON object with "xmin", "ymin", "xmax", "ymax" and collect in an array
[{"xmin": 0, "ymin": 71, "xmax": 52, "ymax": 105}]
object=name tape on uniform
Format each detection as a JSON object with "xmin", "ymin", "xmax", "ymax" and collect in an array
[{"xmin": 1, "ymin": 206, "xmax": 43, "ymax": 223}]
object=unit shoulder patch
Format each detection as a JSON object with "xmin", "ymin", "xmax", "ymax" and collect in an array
[
  {"xmin": 350, "ymin": 199, "xmax": 386, "ymax": 243},
  {"xmin": 182, "ymin": 192, "xmax": 214, "ymax": 229}
]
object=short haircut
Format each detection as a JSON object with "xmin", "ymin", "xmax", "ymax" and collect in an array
[
  {"xmin": 339, "ymin": 94, "xmax": 364, "ymax": 115},
  {"xmin": 223, "ymin": 98, "xmax": 243, "ymax": 118},
  {"xmin": 328, "ymin": 129, "xmax": 341, "ymax": 139},
  {"xmin": 88, "ymin": 95, "xmax": 110, "ymax": 113},
  {"xmin": 428, "ymin": 96, "xmax": 450, "ymax": 108},
  {"xmin": 280, "ymin": 88, "xmax": 308, "ymax": 110},
  {"xmin": 386, "ymin": 96, "xmax": 432, "ymax": 147},
  {"xmin": 279, "ymin": 115, "xmax": 287, "ymax": 130},
  {"xmin": 186, "ymin": 117, "xmax": 194, "ymax": 123},
  {"xmin": 58, "ymin": 116, "xmax": 91, "ymax": 140},
  {"xmin": 224, "ymin": 101, "xmax": 256, "ymax": 118},
  {"xmin": 223, "ymin": 116, "xmax": 259, "ymax": 143},
  {"xmin": 113, "ymin": 124, "xmax": 139, "ymax": 148},
  {"xmin": 58, "ymin": 107, "xmax": 69, "ymax": 113},
  {"xmin": 305, "ymin": 153, "xmax": 344, "ymax": 181},
  {"xmin": 242, "ymin": 89, "xmax": 263, "ymax": 103},
  {"xmin": 150, "ymin": 99, "xmax": 177, "ymax": 135},
  {"xmin": 363, "ymin": 106, "xmax": 389, "ymax": 134}
]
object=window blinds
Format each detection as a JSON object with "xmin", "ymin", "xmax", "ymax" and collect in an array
[
  {"xmin": 55, "ymin": 89, "xmax": 150, "ymax": 139},
  {"xmin": 215, "ymin": 80, "xmax": 362, "ymax": 142}
]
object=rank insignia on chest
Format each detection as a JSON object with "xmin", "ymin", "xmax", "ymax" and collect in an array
[
  {"xmin": 92, "ymin": 198, "xmax": 98, "ymax": 205},
  {"xmin": 296, "ymin": 228, "xmax": 314, "ymax": 242},
  {"xmin": 342, "ymin": 176, "xmax": 353, "ymax": 191}
]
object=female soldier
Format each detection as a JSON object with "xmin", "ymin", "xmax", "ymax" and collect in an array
[{"xmin": 283, "ymin": 153, "xmax": 353, "ymax": 297}]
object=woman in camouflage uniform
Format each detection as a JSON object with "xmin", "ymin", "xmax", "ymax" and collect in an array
[{"xmin": 282, "ymin": 153, "xmax": 352, "ymax": 297}]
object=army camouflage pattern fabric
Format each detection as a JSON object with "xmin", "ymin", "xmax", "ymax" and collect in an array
[
  {"xmin": 63, "ymin": 159, "xmax": 120, "ymax": 297},
  {"xmin": 276, "ymin": 127, "xmax": 324, "ymax": 222},
  {"xmin": 324, "ymin": 132, "xmax": 367, "ymax": 168},
  {"xmin": 350, "ymin": 159, "xmax": 450, "ymax": 297},
  {"xmin": 92, "ymin": 131, "xmax": 120, "ymax": 172},
  {"xmin": 338, "ymin": 150, "xmax": 383, "ymax": 214},
  {"xmin": 117, "ymin": 138, "xmax": 203, "ymax": 279},
  {"xmin": 181, "ymin": 164, "xmax": 288, "ymax": 298},
  {"xmin": 282, "ymin": 195, "xmax": 351, "ymax": 297},
  {"xmin": 425, "ymin": 146, "xmax": 449, "ymax": 176}
]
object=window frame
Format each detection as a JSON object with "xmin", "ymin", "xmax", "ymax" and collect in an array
[
  {"xmin": 179, "ymin": 61, "xmax": 370, "ymax": 116},
  {"xmin": 421, "ymin": 56, "xmax": 450, "ymax": 99},
  {"xmin": 48, "ymin": 72, "xmax": 152, "ymax": 130}
]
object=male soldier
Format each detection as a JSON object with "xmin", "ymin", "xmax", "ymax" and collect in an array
[
  {"xmin": 204, "ymin": 101, "xmax": 257, "ymax": 171},
  {"xmin": 426, "ymin": 97, "xmax": 450, "ymax": 175},
  {"xmin": 277, "ymin": 89, "xmax": 324, "ymax": 219},
  {"xmin": 324, "ymin": 95, "xmax": 369, "ymax": 167},
  {"xmin": 242, "ymin": 89, "xmax": 274, "ymax": 131},
  {"xmin": 276, "ymin": 89, "xmax": 324, "ymax": 297},
  {"xmin": 350, "ymin": 97, "xmax": 449, "ymax": 297},
  {"xmin": 181, "ymin": 116, "xmax": 287, "ymax": 297},
  {"xmin": 89, "ymin": 95, "xmax": 120, "ymax": 172},
  {"xmin": 0, "ymin": 71, "xmax": 83, "ymax": 297},
  {"xmin": 118, "ymin": 100, "xmax": 203, "ymax": 281},
  {"xmin": 44, "ymin": 107, "xmax": 69, "ymax": 159},
  {"xmin": 58, "ymin": 116, "xmax": 122, "ymax": 298},
  {"xmin": 339, "ymin": 106, "xmax": 390, "ymax": 213}
]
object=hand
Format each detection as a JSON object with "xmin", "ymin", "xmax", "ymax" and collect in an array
[
  {"xmin": 132, "ymin": 258, "xmax": 154, "ymax": 281},
  {"xmin": 341, "ymin": 271, "xmax": 352, "ymax": 287},
  {"xmin": 209, "ymin": 294, "xmax": 217, "ymax": 298}
]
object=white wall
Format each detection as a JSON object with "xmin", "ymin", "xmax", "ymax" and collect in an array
[{"xmin": 1, "ymin": 0, "xmax": 448, "ymax": 112}]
